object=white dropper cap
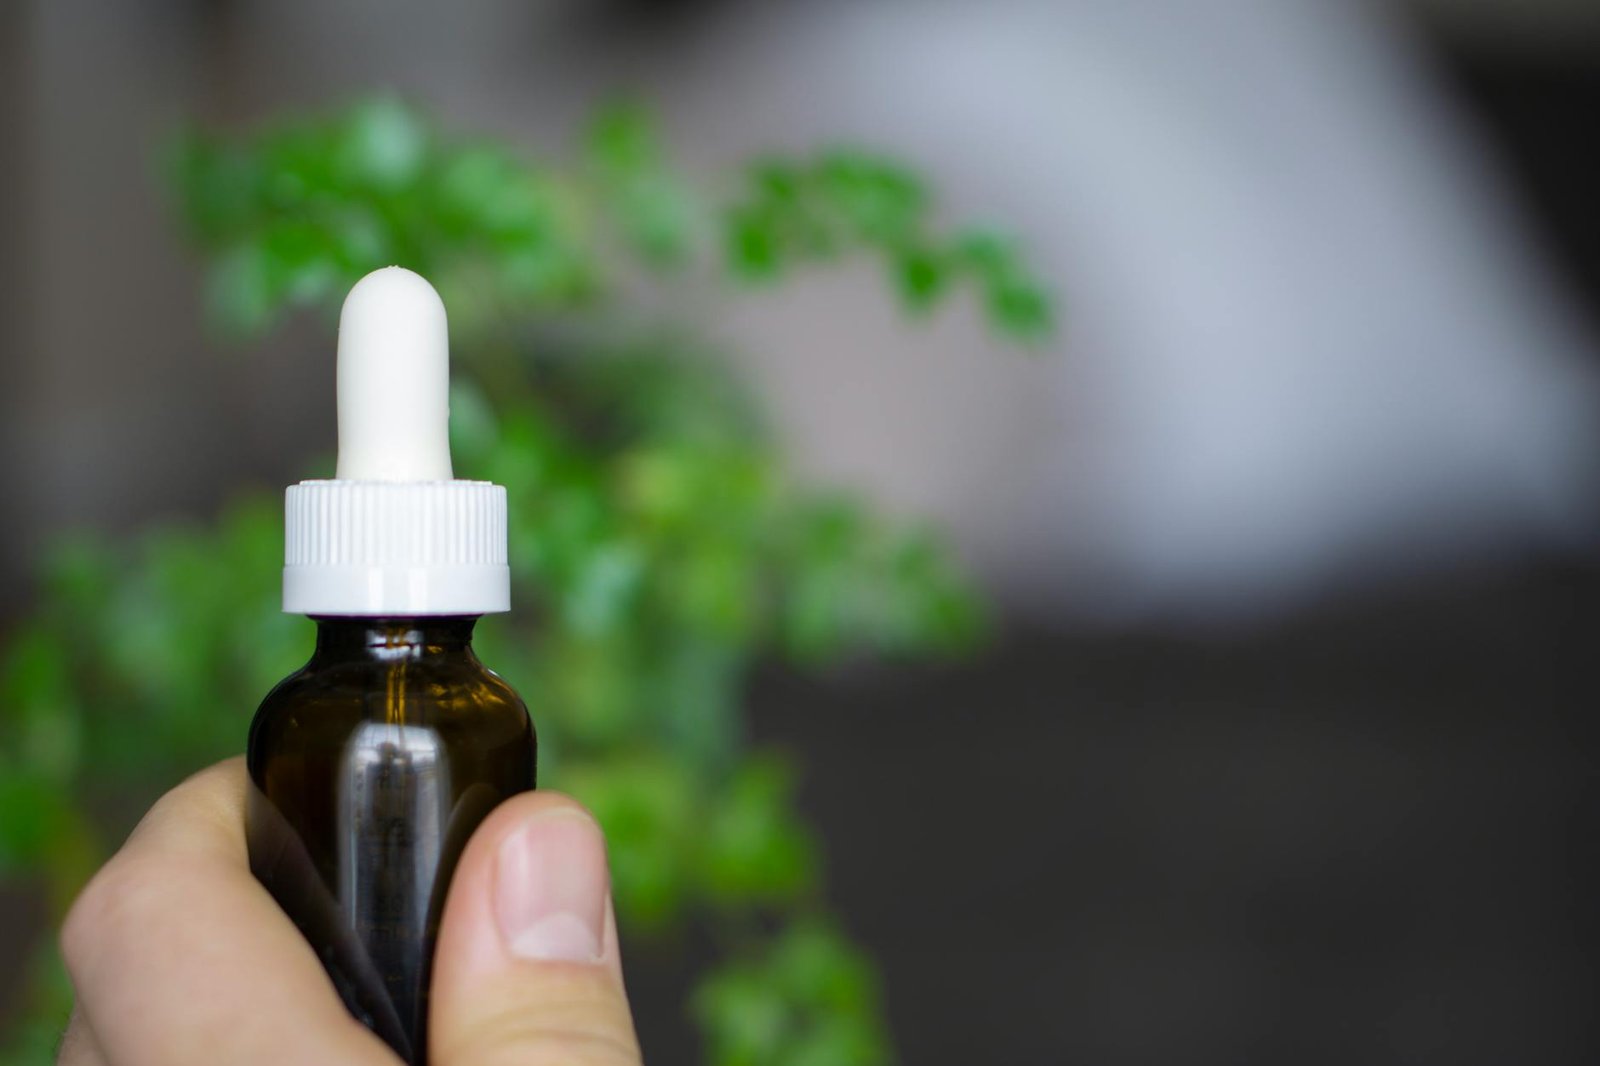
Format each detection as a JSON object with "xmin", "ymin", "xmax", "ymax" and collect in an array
[
  {"xmin": 282, "ymin": 267, "xmax": 510, "ymax": 616},
  {"xmin": 335, "ymin": 266, "xmax": 453, "ymax": 482}
]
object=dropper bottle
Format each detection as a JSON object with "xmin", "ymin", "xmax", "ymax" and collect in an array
[{"xmin": 247, "ymin": 267, "xmax": 536, "ymax": 1066}]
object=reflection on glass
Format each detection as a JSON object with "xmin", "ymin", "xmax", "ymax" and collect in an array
[{"xmin": 338, "ymin": 722, "xmax": 452, "ymax": 1044}]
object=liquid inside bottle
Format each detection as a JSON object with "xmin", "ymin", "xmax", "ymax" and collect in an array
[{"xmin": 247, "ymin": 617, "xmax": 535, "ymax": 1064}]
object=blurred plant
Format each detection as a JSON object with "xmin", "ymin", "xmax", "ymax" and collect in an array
[{"xmin": 0, "ymin": 99, "xmax": 1048, "ymax": 1065}]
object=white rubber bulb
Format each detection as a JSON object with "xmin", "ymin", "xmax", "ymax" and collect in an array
[{"xmin": 335, "ymin": 266, "xmax": 454, "ymax": 481}]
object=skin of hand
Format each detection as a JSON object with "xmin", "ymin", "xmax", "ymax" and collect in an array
[{"xmin": 55, "ymin": 758, "xmax": 642, "ymax": 1066}]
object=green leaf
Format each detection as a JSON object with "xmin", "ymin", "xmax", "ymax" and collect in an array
[
  {"xmin": 816, "ymin": 152, "xmax": 925, "ymax": 243},
  {"xmin": 337, "ymin": 97, "xmax": 427, "ymax": 190},
  {"xmin": 448, "ymin": 379, "xmax": 501, "ymax": 471},
  {"xmin": 616, "ymin": 175, "xmax": 696, "ymax": 264},
  {"xmin": 556, "ymin": 755, "xmax": 699, "ymax": 930},
  {"xmin": 0, "ymin": 767, "xmax": 70, "ymax": 872},
  {"xmin": 0, "ymin": 625, "xmax": 82, "ymax": 780},
  {"xmin": 698, "ymin": 753, "xmax": 817, "ymax": 906},
  {"xmin": 167, "ymin": 132, "xmax": 258, "ymax": 241},
  {"xmin": 986, "ymin": 273, "xmax": 1053, "ymax": 338},
  {"xmin": 694, "ymin": 920, "xmax": 891, "ymax": 1066},
  {"xmin": 206, "ymin": 242, "xmax": 276, "ymax": 336},
  {"xmin": 953, "ymin": 228, "xmax": 1054, "ymax": 338},
  {"xmin": 951, "ymin": 228, "xmax": 1018, "ymax": 273},
  {"xmin": 563, "ymin": 541, "xmax": 646, "ymax": 638},
  {"xmin": 586, "ymin": 103, "xmax": 660, "ymax": 175},
  {"xmin": 727, "ymin": 207, "xmax": 783, "ymax": 279},
  {"xmin": 893, "ymin": 244, "xmax": 948, "ymax": 311}
]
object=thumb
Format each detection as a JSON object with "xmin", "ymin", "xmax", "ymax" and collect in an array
[{"xmin": 429, "ymin": 792, "xmax": 641, "ymax": 1066}]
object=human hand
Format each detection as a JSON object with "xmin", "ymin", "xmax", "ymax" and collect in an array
[{"xmin": 57, "ymin": 758, "xmax": 641, "ymax": 1066}]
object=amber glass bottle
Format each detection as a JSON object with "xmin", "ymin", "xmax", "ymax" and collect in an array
[
  {"xmin": 247, "ymin": 616, "xmax": 534, "ymax": 1064},
  {"xmin": 253, "ymin": 266, "xmax": 527, "ymax": 1063}
]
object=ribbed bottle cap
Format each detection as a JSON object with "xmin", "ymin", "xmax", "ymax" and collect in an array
[
  {"xmin": 284, "ymin": 480, "xmax": 509, "ymax": 615},
  {"xmin": 283, "ymin": 268, "xmax": 511, "ymax": 616}
]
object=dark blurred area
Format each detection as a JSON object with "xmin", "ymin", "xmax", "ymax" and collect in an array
[
  {"xmin": 752, "ymin": 567, "xmax": 1597, "ymax": 1066},
  {"xmin": 3, "ymin": 2, "xmax": 1599, "ymax": 1064}
]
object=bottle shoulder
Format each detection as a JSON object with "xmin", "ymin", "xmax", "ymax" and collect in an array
[
  {"xmin": 250, "ymin": 653, "xmax": 532, "ymax": 762},
  {"xmin": 258, "ymin": 653, "xmax": 525, "ymax": 706}
]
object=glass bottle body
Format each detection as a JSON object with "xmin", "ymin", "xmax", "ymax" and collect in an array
[{"xmin": 247, "ymin": 617, "xmax": 535, "ymax": 1065}]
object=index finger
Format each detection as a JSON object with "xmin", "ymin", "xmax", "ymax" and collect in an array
[{"xmin": 61, "ymin": 758, "xmax": 395, "ymax": 1066}]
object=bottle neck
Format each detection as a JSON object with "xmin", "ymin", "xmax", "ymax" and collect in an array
[{"xmin": 310, "ymin": 616, "xmax": 479, "ymax": 663}]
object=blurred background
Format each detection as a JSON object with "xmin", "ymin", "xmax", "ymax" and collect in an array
[{"xmin": 2, "ymin": 1, "xmax": 1598, "ymax": 1064}]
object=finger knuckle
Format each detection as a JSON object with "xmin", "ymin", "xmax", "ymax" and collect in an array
[
  {"xmin": 60, "ymin": 855, "xmax": 168, "ymax": 979},
  {"xmin": 441, "ymin": 1025, "xmax": 640, "ymax": 1066},
  {"xmin": 435, "ymin": 990, "xmax": 640, "ymax": 1066}
]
